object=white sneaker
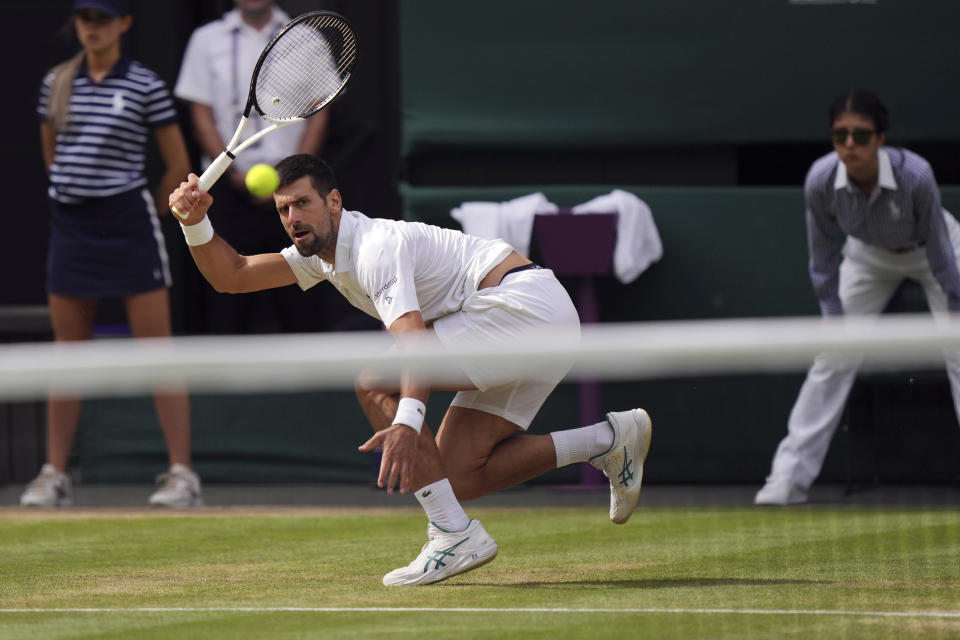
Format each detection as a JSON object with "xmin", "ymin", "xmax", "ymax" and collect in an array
[
  {"xmin": 589, "ymin": 408, "xmax": 652, "ymax": 524},
  {"xmin": 754, "ymin": 477, "xmax": 807, "ymax": 506},
  {"xmin": 382, "ymin": 519, "xmax": 498, "ymax": 586},
  {"xmin": 148, "ymin": 464, "xmax": 203, "ymax": 507},
  {"xmin": 20, "ymin": 464, "xmax": 73, "ymax": 507}
]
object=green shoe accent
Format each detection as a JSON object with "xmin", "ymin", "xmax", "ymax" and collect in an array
[
  {"xmin": 617, "ymin": 446, "xmax": 635, "ymax": 487},
  {"xmin": 423, "ymin": 537, "xmax": 470, "ymax": 573},
  {"xmin": 587, "ymin": 421, "xmax": 616, "ymax": 465}
]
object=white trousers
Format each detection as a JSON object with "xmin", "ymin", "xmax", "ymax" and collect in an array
[{"xmin": 765, "ymin": 212, "xmax": 960, "ymax": 490}]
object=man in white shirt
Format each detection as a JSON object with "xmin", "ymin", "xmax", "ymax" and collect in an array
[
  {"xmin": 174, "ymin": 0, "xmax": 329, "ymax": 333},
  {"xmin": 169, "ymin": 154, "xmax": 653, "ymax": 586}
]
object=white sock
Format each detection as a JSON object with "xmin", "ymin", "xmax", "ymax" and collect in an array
[
  {"xmin": 549, "ymin": 420, "xmax": 614, "ymax": 468},
  {"xmin": 415, "ymin": 478, "xmax": 470, "ymax": 532}
]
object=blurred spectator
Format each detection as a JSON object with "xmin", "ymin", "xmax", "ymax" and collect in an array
[{"xmin": 174, "ymin": 0, "xmax": 329, "ymax": 334}]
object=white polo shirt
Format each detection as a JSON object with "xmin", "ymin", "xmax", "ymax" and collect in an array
[
  {"xmin": 174, "ymin": 7, "xmax": 307, "ymax": 172},
  {"xmin": 281, "ymin": 210, "xmax": 514, "ymax": 328}
]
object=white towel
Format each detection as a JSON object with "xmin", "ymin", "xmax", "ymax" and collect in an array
[
  {"xmin": 451, "ymin": 192, "xmax": 558, "ymax": 256},
  {"xmin": 572, "ymin": 189, "xmax": 663, "ymax": 284}
]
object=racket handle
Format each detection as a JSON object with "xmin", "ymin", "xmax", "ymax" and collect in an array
[
  {"xmin": 197, "ymin": 151, "xmax": 236, "ymax": 192},
  {"xmin": 171, "ymin": 152, "xmax": 234, "ymax": 220}
]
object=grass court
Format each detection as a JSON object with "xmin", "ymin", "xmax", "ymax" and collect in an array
[{"xmin": 1, "ymin": 504, "xmax": 958, "ymax": 638}]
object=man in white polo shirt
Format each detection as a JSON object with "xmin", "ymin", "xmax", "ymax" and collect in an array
[
  {"xmin": 169, "ymin": 154, "xmax": 652, "ymax": 586},
  {"xmin": 174, "ymin": 0, "xmax": 329, "ymax": 334}
]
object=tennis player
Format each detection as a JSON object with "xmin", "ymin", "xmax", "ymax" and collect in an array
[
  {"xmin": 169, "ymin": 154, "xmax": 651, "ymax": 585},
  {"xmin": 756, "ymin": 89, "xmax": 960, "ymax": 505}
]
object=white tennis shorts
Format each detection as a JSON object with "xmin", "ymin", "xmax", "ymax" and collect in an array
[{"xmin": 432, "ymin": 267, "xmax": 580, "ymax": 429}]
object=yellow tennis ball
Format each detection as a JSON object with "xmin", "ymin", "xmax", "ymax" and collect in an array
[{"xmin": 245, "ymin": 164, "xmax": 280, "ymax": 198}]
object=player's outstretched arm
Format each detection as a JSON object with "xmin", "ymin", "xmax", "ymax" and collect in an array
[
  {"xmin": 169, "ymin": 174, "xmax": 298, "ymax": 294},
  {"xmin": 359, "ymin": 310, "xmax": 432, "ymax": 494}
]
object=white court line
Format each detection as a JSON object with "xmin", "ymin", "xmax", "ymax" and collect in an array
[{"xmin": 1, "ymin": 607, "xmax": 959, "ymax": 618}]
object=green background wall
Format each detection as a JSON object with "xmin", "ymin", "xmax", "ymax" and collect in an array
[
  {"xmin": 9, "ymin": 0, "xmax": 960, "ymax": 488},
  {"xmin": 401, "ymin": 0, "xmax": 960, "ymax": 152}
]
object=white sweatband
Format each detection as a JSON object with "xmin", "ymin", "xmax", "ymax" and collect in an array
[
  {"xmin": 180, "ymin": 216, "xmax": 215, "ymax": 246},
  {"xmin": 394, "ymin": 397, "xmax": 426, "ymax": 434}
]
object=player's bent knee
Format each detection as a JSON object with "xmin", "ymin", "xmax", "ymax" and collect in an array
[
  {"xmin": 353, "ymin": 376, "xmax": 371, "ymax": 399},
  {"xmin": 353, "ymin": 373, "xmax": 381, "ymax": 401},
  {"xmin": 354, "ymin": 368, "xmax": 399, "ymax": 396}
]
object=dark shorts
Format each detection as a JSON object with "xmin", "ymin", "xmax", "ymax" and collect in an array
[{"xmin": 47, "ymin": 187, "xmax": 172, "ymax": 298}]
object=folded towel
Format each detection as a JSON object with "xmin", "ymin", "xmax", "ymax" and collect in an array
[
  {"xmin": 572, "ymin": 189, "xmax": 663, "ymax": 284},
  {"xmin": 451, "ymin": 192, "xmax": 558, "ymax": 256}
]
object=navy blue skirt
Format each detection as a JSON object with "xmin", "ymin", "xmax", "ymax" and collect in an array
[{"xmin": 47, "ymin": 187, "xmax": 172, "ymax": 297}]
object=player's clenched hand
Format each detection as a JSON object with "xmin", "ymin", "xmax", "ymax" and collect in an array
[
  {"xmin": 359, "ymin": 424, "xmax": 419, "ymax": 495},
  {"xmin": 169, "ymin": 174, "xmax": 213, "ymax": 224}
]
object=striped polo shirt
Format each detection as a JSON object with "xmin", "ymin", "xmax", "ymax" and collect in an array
[
  {"xmin": 805, "ymin": 147, "xmax": 960, "ymax": 315},
  {"xmin": 37, "ymin": 57, "xmax": 178, "ymax": 204}
]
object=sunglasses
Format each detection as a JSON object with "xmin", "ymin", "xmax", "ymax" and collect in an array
[{"xmin": 831, "ymin": 127, "xmax": 876, "ymax": 145}]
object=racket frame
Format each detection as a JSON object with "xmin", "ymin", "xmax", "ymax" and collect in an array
[{"xmin": 174, "ymin": 10, "xmax": 357, "ymax": 218}]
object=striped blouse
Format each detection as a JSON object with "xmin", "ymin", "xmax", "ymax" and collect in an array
[
  {"xmin": 37, "ymin": 57, "xmax": 178, "ymax": 204},
  {"xmin": 805, "ymin": 147, "xmax": 960, "ymax": 315}
]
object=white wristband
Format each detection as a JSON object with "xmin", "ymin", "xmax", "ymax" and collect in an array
[
  {"xmin": 394, "ymin": 397, "xmax": 426, "ymax": 434},
  {"xmin": 180, "ymin": 216, "xmax": 215, "ymax": 246}
]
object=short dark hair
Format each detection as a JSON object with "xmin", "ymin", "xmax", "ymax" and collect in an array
[
  {"xmin": 275, "ymin": 154, "xmax": 338, "ymax": 196},
  {"xmin": 828, "ymin": 89, "xmax": 889, "ymax": 133}
]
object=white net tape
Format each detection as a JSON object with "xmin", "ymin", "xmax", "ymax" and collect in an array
[{"xmin": 2, "ymin": 314, "xmax": 959, "ymax": 401}]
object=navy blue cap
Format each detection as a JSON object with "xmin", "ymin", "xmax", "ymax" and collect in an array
[{"xmin": 73, "ymin": 0, "xmax": 131, "ymax": 16}]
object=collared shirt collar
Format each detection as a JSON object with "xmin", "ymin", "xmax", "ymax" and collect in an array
[
  {"xmin": 833, "ymin": 147, "xmax": 898, "ymax": 192},
  {"xmin": 78, "ymin": 55, "xmax": 131, "ymax": 81},
  {"xmin": 333, "ymin": 209, "xmax": 359, "ymax": 273},
  {"xmin": 222, "ymin": 6, "xmax": 290, "ymax": 33}
]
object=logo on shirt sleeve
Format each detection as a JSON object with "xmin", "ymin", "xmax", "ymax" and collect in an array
[{"xmin": 372, "ymin": 276, "xmax": 398, "ymax": 302}]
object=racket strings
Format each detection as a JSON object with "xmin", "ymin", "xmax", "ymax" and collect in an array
[{"xmin": 255, "ymin": 14, "xmax": 357, "ymax": 121}]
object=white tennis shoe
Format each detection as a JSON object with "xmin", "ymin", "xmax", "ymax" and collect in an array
[
  {"xmin": 20, "ymin": 464, "xmax": 73, "ymax": 507},
  {"xmin": 589, "ymin": 408, "xmax": 652, "ymax": 524},
  {"xmin": 382, "ymin": 519, "xmax": 498, "ymax": 586},
  {"xmin": 754, "ymin": 476, "xmax": 807, "ymax": 506},
  {"xmin": 148, "ymin": 464, "xmax": 203, "ymax": 507}
]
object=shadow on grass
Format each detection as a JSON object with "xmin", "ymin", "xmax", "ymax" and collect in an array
[{"xmin": 455, "ymin": 577, "xmax": 833, "ymax": 589}]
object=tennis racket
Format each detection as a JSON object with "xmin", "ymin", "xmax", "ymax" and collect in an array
[{"xmin": 172, "ymin": 10, "xmax": 358, "ymax": 220}]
